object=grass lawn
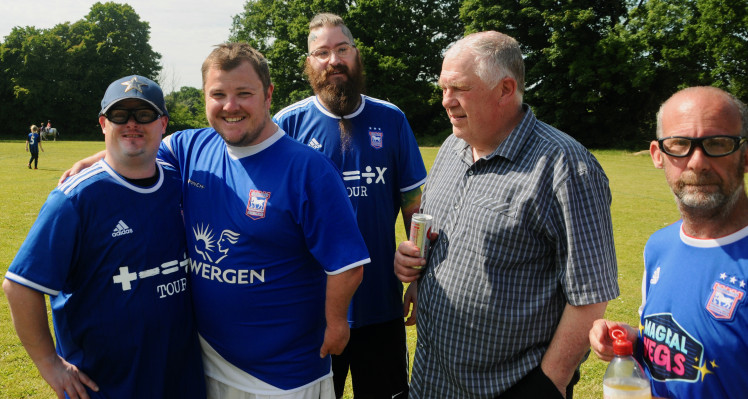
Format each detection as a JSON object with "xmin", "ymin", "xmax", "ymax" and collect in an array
[{"xmin": 0, "ymin": 140, "xmax": 697, "ymax": 398}]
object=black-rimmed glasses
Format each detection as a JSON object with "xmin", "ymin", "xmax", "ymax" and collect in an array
[
  {"xmin": 105, "ymin": 108, "xmax": 161, "ymax": 125},
  {"xmin": 658, "ymin": 135, "xmax": 747, "ymax": 158},
  {"xmin": 309, "ymin": 43, "xmax": 355, "ymax": 61}
]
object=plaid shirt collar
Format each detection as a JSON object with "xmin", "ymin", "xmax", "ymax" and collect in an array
[{"xmin": 451, "ymin": 104, "xmax": 537, "ymax": 165}]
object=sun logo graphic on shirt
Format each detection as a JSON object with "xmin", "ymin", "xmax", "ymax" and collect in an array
[
  {"xmin": 192, "ymin": 224, "xmax": 240, "ymax": 264},
  {"xmin": 193, "ymin": 224, "xmax": 216, "ymax": 262}
]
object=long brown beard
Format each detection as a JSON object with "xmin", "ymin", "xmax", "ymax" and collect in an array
[{"xmin": 305, "ymin": 56, "xmax": 365, "ymax": 151}]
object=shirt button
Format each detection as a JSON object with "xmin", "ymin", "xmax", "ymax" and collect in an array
[{"xmin": 467, "ymin": 170, "xmax": 474, "ymax": 176}]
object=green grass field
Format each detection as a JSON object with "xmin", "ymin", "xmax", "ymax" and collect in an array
[{"xmin": 0, "ymin": 140, "xmax": 689, "ymax": 398}]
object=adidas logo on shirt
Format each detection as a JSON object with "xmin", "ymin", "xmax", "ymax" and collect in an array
[
  {"xmin": 112, "ymin": 220, "xmax": 133, "ymax": 237},
  {"xmin": 308, "ymin": 138, "xmax": 322, "ymax": 150}
]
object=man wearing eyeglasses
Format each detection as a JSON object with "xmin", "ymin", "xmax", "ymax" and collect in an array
[
  {"xmin": 274, "ymin": 13, "xmax": 426, "ymax": 399},
  {"xmin": 3, "ymin": 75, "xmax": 206, "ymax": 398},
  {"xmin": 590, "ymin": 86, "xmax": 748, "ymax": 398}
]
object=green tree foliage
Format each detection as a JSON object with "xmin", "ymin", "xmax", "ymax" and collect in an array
[
  {"xmin": 621, "ymin": 0, "xmax": 748, "ymax": 140},
  {"xmin": 461, "ymin": 0, "xmax": 634, "ymax": 147},
  {"xmin": 460, "ymin": 0, "xmax": 748, "ymax": 148},
  {"xmin": 0, "ymin": 2, "xmax": 162, "ymax": 139},
  {"xmin": 229, "ymin": 0, "xmax": 463, "ymax": 137},
  {"xmin": 165, "ymin": 86, "xmax": 208, "ymax": 133},
  {"xmin": 2, "ymin": 1, "xmax": 746, "ymax": 146}
]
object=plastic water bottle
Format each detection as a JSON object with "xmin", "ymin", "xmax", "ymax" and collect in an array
[{"xmin": 602, "ymin": 326, "xmax": 651, "ymax": 399}]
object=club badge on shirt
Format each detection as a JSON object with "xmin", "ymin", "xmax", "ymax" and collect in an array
[
  {"xmin": 246, "ymin": 190, "xmax": 271, "ymax": 220},
  {"xmin": 369, "ymin": 128, "xmax": 383, "ymax": 149},
  {"xmin": 706, "ymin": 281, "xmax": 745, "ymax": 321}
]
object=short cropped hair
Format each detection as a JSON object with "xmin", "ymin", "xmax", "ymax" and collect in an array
[
  {"xmin": 308, "ymin": 13, "xmax": 355, "ymax": 52},
  {"xmin": 445, "ymin": 31, "xmax": 525, "ymax": 96},
  {"xmin": 201, "ymin": 42, "xmax": 272, "ymax": 95}
]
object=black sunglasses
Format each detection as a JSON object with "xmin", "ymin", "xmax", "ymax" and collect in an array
[
  {"xmin": 105, "ymin": 108, "xmax": 161, "ymax": 125},
  {"xmin": 658, "ymin": 135, "xmax": 747, "ymax": 158}
]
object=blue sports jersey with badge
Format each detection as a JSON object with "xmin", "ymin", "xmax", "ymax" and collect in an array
[
  {"xmin": 5, "ymin": 160, "xmax": 205, "ymax": 398},
  {"xmin": 274, "ymin": 95, "xmax": 427, "ymax": 328},
  {"xmin": 639, "ymin": 220, "xmax": 748, "ymax": 398},
  {"xmin": 159, "ymin": 128, "xmax": 370, "ymax": 390}
]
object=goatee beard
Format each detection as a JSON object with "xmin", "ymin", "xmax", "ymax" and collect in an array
[{"xmin": 306, "ymin": 58, "xmax": 365, "ymax": 151}]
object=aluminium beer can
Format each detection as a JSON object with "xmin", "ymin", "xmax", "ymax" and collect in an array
[{"xmin": 409, "ymin": 213, "xmax": 433, "ymax": 269}]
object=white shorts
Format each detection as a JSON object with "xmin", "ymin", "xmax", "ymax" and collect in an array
[{"xmin": 206, "ymin": 375, "xmax": 335, "ymax": 399}]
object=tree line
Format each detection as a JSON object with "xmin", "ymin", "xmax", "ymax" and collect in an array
[
  {"xmin": 0, "ymin": 2, "xmax": 162, "ymax": 140},
  {"xmin": 1, "ymin": 0, "xmax": 746, "ymax": 148}
]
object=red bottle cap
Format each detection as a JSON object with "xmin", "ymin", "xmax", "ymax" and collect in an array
[{"xmin": 610, "ymin": 326, "xmax": 633, "ymax": 356}]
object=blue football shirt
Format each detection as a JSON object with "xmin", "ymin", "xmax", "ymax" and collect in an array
[
  {"xmin": 274, "ymin": 95, "xmax": 427, "ymax": 328},
  {"xmin": 6, "ymin": 160, "xmax": 205, "ymax": 398},
  {"xmin": 640, "ymin": 221, "xmax": 748, "ymax": 398},
  {"xmin": 27, "ymin": 132, "xmax": 40, "ymax": 152},
  {"xmin": 160, "ymin": 128, "xmax": 370, "ymax": 390}
]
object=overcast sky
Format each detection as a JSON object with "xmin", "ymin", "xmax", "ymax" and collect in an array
[{"xmin": 0, "ymin": 1, "xmax": 246, "ymax": 91}]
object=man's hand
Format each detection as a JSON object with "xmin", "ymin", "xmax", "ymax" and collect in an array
[
  {"xmin": 320, "ymin": 319, "xmax": 350, "ymax": 358},
  {"xmin": 394, "ymin": 240, "xmax": 426, "ymax": 282},
  {"xmin": 320, "ymin": 266, "xmax": 362, "ymax": 358},
  {"xmin": 38, "ymin": 355, "xmax": 99, "ymax": 399},
  {"xmin": 3, "ymin": 279, "xmax": 99, "ymax": 399},
  {"xmin": 58, "ymin": 150, "xmax": 105, "ymax": 185},
  {"xmin": 589, "ymin": 319, "xmax": 638, "ymax": 362},
  {"xmin": 403, "ymin": 281, "xmax": 418, "ymax": 326}
]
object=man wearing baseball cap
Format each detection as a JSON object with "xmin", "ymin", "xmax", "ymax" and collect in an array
[{"xmin": 3, "ymin": 75, "xmax": 206, "ymax": 398}]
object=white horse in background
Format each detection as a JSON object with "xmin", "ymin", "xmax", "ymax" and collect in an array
[{"xmin": 41, "ymin": 127, "xmax": 59, "ymax": 141}]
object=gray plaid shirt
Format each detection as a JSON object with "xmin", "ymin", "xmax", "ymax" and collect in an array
[{"xmin": 410, "ymin": 106, "xmax": 619, "ymax": 398}]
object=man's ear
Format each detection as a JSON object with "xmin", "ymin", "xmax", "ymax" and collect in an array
[
  {"xmin": 265, "ymin": 83, "xmax": 274, "ymax": 112},
  {"xmin": 99, "ymin": 115, "xmax": 108, "ymax": 135},
  {"xmin": 496, "ymin": 77, "xmax": 517, "ymax": 105},
  {"xmin": 159, "ymin": 116, "xmax": 169, "ymax": 135},
  {"xmin": 650, "ymin": 140, "xmax": 664, "ymax": 169}
]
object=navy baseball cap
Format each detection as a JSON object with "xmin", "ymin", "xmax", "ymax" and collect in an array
[{"xmin": 100, "ymin": 75, "xmax": 169, "ymax": 117}]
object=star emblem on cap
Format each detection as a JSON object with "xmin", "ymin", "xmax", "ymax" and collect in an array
[{"xmin": 120, "ymin": 76, "xmax": 149, "ymax": 93}]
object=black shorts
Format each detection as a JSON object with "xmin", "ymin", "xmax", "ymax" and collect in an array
[{"xmin": 332, "ymin": 317, "xmax": 410, "ymax": 399}]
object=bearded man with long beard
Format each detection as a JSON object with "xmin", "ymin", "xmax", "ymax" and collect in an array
[{"xmin": 274, "ymin": 13, "xmax": 427, "ymax": 399}]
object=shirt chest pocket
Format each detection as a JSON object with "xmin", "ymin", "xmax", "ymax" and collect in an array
[
  {"xmin": 470, "ymin": 196, "xmax": 516, "ymax": 218},
  {"xmin": 460, "ymin": 195, "xmax": 545, "ymax": 264},
  {"xmin": 462, "ymin": 196, "xmax": 518, "ymax": 245}
]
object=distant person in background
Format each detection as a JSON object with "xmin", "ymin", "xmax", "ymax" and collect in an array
[
  {"xmin": 590, "ymin": 86, "xmax": 748, "ymax": 398},
  {"xmin": 4, "ymin": 75, "xmax": 206, "ymax": 398},
  {"xmin": 274, "ymin": 13, "xmax": 426, "ymax": 399},
  {"xmin": 26, "ymin": 124, "xmax": 43, "ymax": 169}
]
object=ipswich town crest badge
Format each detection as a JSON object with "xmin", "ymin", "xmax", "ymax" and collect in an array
[
  {"xmin": 706, "ymin": 281, "xmax": 744, "ymax": 321},
  {"xmin": 246, "ymin": 190, "xmax": 271, "ymax": 220},
  {"xmin": 369, "ymin": 128, "xmax": 383, "ymax": 149}
]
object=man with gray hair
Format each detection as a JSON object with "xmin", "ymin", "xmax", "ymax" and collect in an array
[
  {"xmin": 394, "ymin": 31, "xmax": 619, "ymax": 398},
  {"xmin": 590, "ymin": 86, "xmax": 748, "ymax": 398},
  {"xmin": 274, "ymin": 12, "xmax": 426, "ymax": 399}
]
